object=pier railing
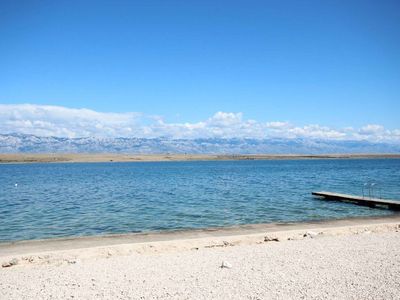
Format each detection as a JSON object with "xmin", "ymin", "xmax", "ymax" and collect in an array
[{"xmin": 362, "ymin": 182, "xmax": 382, "ymax": 199}]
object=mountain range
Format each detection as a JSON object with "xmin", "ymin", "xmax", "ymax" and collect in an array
[{"xmin": 1, "ymin": 133, "xmax": 400, "ymax": 154}]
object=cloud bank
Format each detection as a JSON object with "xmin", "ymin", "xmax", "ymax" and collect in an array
[{"xmin": 0, "ymin": 104, "xmax": 399, "ymax": 143}]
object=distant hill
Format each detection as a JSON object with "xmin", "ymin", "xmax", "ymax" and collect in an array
[{"xmin": 1, "ymin": 133, "xmax": 399, "ymax": 154}]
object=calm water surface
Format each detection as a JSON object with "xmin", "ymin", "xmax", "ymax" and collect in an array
[{"xmin": 0, "ymin": 159, "xmax": 399, "ymax": 242}]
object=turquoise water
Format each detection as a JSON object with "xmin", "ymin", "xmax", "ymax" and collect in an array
[{"xmin": 0, "ymin": 159, "xmax": 399, "ymax": 242}]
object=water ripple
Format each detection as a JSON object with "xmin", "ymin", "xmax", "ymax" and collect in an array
[{"xmin": 0, "ymin": 159, "xmax": 399, "ymax": 241}]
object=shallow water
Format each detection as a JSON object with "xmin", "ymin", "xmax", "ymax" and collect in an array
[{"xmin": 0, "ymin": 159, "xmax": 399, "ymax": 242}]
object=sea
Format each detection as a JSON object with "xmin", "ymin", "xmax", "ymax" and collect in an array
[{"xmin": 0, "ymin": 159, "xmax": 399, "ymax": 242}]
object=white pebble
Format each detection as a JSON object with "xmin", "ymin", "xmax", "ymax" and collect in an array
[
  {"xmin": 304, "ymin": 231, "xmax": 319, "ymax": 238},
  {"xmin": 221, "ymin": 261, "xmax": 232, "ymax": 269}
]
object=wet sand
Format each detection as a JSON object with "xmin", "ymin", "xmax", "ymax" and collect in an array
[
  {"xmin": 1, "ymin": 216, "xmax": 399, "ymax": 299},
  {"xmin": 1, "ymin": 153, "xmax": 400, "ymax": 164}
]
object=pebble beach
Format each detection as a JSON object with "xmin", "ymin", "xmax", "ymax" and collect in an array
[{"xmin": 1, "ymin": 217, "xmax": 399, "ymax": 299}]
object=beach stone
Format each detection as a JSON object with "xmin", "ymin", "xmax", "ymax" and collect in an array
[
  {"xmin": 264, "ymin": 236, "xmax": 280, "ymax": 242},
  {"xmin": 304, "ymin": 231, "xmax": 319, "ymax": 238},
  {"xmin": 2, "ymin": 258, "xmax": 18, "ymax": 268},
  {"xmin": 223, "ymin": 241, "xmax": 233, "ymax": 246},
  {"xmin": 221, "ymin": 261, "xmax": 232, "ymax": 269}
]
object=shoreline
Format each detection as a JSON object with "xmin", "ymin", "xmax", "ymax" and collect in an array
[
  {"xmin": 1, "ymin": 153, "xmax": 400, "ymax": 164},
  {"xmin": 2, "ymin": 215, "xmax": 399, "ymax": 299},
  {"xmin": 1, "ymin": 214, "xmax": 399, "ymax": 258}
]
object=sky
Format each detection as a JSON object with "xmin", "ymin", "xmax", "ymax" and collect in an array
[{"xmin": 0, "ymin": 0, "xmax": 399, "ymax": 141}]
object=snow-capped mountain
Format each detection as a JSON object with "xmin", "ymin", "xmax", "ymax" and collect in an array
[{"xmin": 1, "ymin": 133, "xmax": 399, "ymax": 154}]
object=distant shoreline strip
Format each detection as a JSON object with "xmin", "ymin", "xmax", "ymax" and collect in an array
[{"xmin": 1, "ymin": 153, "xmax": 400, "ymax": 164}]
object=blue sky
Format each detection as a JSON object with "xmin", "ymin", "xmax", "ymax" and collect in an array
[{"xmin": 0, "ymin": 0, "xmax": 399, "ymax": 139}]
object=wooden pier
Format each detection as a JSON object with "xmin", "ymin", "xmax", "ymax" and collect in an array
[{"xmin": 312, "ymin": 191, "xmax": 400, "ymax": 211}]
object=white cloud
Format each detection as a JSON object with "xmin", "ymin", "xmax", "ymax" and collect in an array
[
  {"xmin": 0, "ymin": 104, "xmax": 141, "ymax": 138},
  {"xmin": 359, "ymin": 124, "xmax": 385, "ymax": 135},
  {"xmin": 0, "ymin": 104, "xmax": 399, "ymax": 143},
  {"xmin": 266, "ymin": 121, "xmax": 291, "ymax": 129}
]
